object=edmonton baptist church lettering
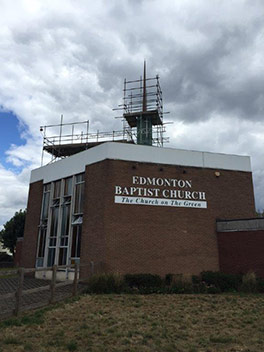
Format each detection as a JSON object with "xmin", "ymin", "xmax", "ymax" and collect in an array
[{"xmin": 115, "ymin": 176, "xmax": 207, "ymax": 209}]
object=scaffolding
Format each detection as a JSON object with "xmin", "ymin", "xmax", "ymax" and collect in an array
[
  {"xmin": 113, "ymin": 61, "xmax": 168, "ymax": 147},
  {"xmin": 40, "ymin": 63, "xmax": 169, "ymax": 165},
  {"xmin": 40, "ymin": 116, "xmax": 134, "ymax": 165}
]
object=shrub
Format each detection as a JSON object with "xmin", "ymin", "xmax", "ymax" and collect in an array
[
  {"xmin": 207, "ymin": 285, "xmax": 221, "ymax": 294},
  {"xmin": 85, "ymin": 273, "xmax": 125, "ymax": 294},
  {"xmin": 257, "ymin": 277, "xmax": 264, "ymax": 293},
  {"xmin": 241, "ymin": 272, "xmax": 257, "ymax": 293},
  {"xmin": 167, "ymin": 274, "xmax": 194, "ymax": 294},
  {"xmin": 165, "ymin": 273, "xmax": 174, "ymax": 286},
  {"xmin": 66, "ymin": 340, "xmax": 78, "ymax": 351},
  {"xmin": 124, "ymin": 273, "xmax": 163, "ymax": 290},
  {"xmin": 201, "ymin": 271, "xmax": 242, "ymax": 292}
]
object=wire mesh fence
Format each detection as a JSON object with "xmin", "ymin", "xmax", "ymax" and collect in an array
[{"xmin": 0, "ymin": 263, "xmax": 91, "ymax": 320}]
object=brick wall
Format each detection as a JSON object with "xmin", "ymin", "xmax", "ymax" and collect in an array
[
  {"xmin": 217, "ymin": 230, "xmax": 264, "ymax": 277},
  {"xmin": 81, "ymin": 159, "xmax": 255, "ymax": 277},
  {"xmin": 20, "ymin": 180, "xmax": 43, "ymax": 268}
]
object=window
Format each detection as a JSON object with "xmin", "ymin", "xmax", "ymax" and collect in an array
[
  {"xmin": 38, "ymin": 227, "xmax": 47, "ymax": 258},
  {"xmin": 50, "ymin": 206, "xmax": 59, "ymax": 238},
  {"xmin": 37, "ymin": 174, "xmax": 84, "ymax": 269},
  {"xmin": 47, "ymin": 248, "xmax": 56, "ymax": 267},
  {"xmin": 61, "ymin": 204, "xmax": 70, "ymax": 237},
  {"xmin": 71, "ymin": 225, "xmax": 82, "ymax": 259},
  {"xmin": 59, "ymin": 247, "xmax": 68, "ymax": 265},
  {"xmin": 74, "ymin": 174, "xmax": 85, "ymax": 214},
  {"xmin": 64, "ymin": 177, "xmax": 73, "ymax": 196},
  {"xmin": 36, "ymin": 183, "xmax": 51, "ymax": 267},
  {"xmin": 53, "ymin": 180, "xmax": 61, "ymax": 199},
  {"xmin": 42, "ymin": 184, "xmax": 51, "ymax": 221}
]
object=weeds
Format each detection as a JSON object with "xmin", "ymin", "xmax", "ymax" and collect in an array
[
  {"xmin": 1, "ymin": 294, "xmax": 264, "ymax": 352},
  {"xmin": 66, "ymin": 340, "xmax": 78, "ymax": 351},
  {"xmin": 3, "ymin": 337, "xmax": 20, "ymax": 345}
]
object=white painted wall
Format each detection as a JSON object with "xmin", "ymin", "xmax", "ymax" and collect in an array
[{"xmin": 30, "ymin": 142, "xmax": 252, "ymax": 184}]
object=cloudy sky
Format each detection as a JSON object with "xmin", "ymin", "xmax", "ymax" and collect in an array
[{"xmin": 0, "ymin": 0, "xmax": 264, "ymax": 228}]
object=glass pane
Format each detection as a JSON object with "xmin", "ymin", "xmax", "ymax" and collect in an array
[
  {"xmin": 74, "ymin": 183, "xmax": 84, "ymax": 214},
  {"xmin": 76, "ymin": 173, "xmax": 84, "ymax": 183},
  {"xmin": 50, "ymin": 207, "xmax": 59, "ymax": 237},
  {"xmin": 44, "ymin": 183, "xmax": 51, "ymax": 192},
  {"xmin": 36, "ymin": 257, "xmax": 44, "ymax": 267},
  {"xmin": 47, "ymin": 248, "xmax": 56, "ymax": 267},
  {"xmin": 60, "ymin": 236, "xmax": 68, "ymax": 247},
  {"xmin": 42, "ymin": 192, "xmax": 50, "ymax": 220},
  {"xmin": 52, "ymin": 199, "xmax": 60, "ymax": 206},
  {"xmin": 49, "ymin": 237, "xmax": 57, "ymax": 246},
  {"xmin": 72, "ymin": 215, "xmax": 83, "ymax": 225},
  {"xmin": 38, "ymin": 227, "xmax": 47, "ymax": 258},
  {"xmin": 64, "ymin": 177, "xmax": 73, "ymax": 196},
  {"xmin": 71, "ymin": 225, "xmax": 82, "ymax": 258},
  {"xmin": 71, "ymin": 227, "xmax": 77, "ymax": 258},
  {"xmin": 63, "ymin": 196, "xmax": 71, "ymax": 204},
  {"xmin": 77, "ymin": 226, "xmax": 82, "ymax": 257},
  {"xmin": 59, "ymin": 248, "xmax": 67, "ymax": 266},
  {"xmin": 53, "ymin": 180, "xmax": 61, "ymax": 199},
  {"xmin": 61, "ymin": 204, "xmax": 70, "ymax": 237}
]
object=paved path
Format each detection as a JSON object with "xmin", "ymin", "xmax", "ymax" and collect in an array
[
  {"xmin": 0, "ymin": 276, "xmax": 86, "ymax": 319},
  {"xmin": 0, "ymin": 277, "xmax": 50, "ymax": 294}
]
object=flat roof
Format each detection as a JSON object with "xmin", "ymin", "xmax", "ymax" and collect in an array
[{"xmin": 30, "ymin": 142, "xmax": 252, "ymax": 184}]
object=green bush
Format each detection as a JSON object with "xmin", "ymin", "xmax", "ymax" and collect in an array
[
  {"xmin": 124, "ymin": 273, "xmax": 163, "ymax": 290},
  {"xmin": 85, "ymin": 273, "xmax": 125, "ymax": 294},
  {"xmin": 207, "ymin": 285, "xmax": 221, "ymax": 294},
  {"xmin": 241, "ymin": 272, "xmax": 257, "ymax": 293},
  {"xmin": 166, "ymin": 274, "xmax": 193, "ymax": 294},
  {"xmin": 83, "ymin": 271, "xmax": 264, "ymax": 295},
  {"xmin": 165, "ymin": 273, "xmax": 174, "ymax": 286},
  {"xmin": 201, "ymin": 271, "xmax": 242, "ymax": 292},
  {"xmin": 257, "ymin": 277, "xmax": 264, "ymax": 293}
]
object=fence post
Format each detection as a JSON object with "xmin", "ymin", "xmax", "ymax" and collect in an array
[
  {"xmin": 49, "ymin": 265, "xmax": 57, "ymax": 304},
  {"xmin": 73, "ymin": 263, "xmax": 79, "ymax": 297},
  {"xmin": 14, "ymin": 267, "xmax": 24, "ymax": 316}
]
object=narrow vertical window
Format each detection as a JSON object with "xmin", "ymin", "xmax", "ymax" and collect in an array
[
  {"xmin": 36, "ymin": 183, "xmax": 51, "ymax": 267},
  {"xmin": 71, "ymin": 173, "xmax": 84, "ymax": 264},
  {"xmin": 58, "ymin": 177, "xmax": 73, "ymax": 266},
  {"xmin": 74, "ymin": 174, "xmax": 84, "ymax": 214}
]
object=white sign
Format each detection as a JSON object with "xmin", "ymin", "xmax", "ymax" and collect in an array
[
  {"xmin": 115, "ymin": 196, "xmax": 207, "ymax": 208},
  {"xmin": 114, "ymin": 175, "xmax": 207, "ymax": 209}
]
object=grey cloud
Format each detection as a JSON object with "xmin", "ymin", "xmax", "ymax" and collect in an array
[{"xmin": 1, "ymin": 0, "xmax": 264, "ymax": 227}]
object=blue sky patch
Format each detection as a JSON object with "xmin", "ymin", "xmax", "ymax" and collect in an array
[{"xmin": 0, "ymin": 110, "xmax": 26, "ymax": 167}]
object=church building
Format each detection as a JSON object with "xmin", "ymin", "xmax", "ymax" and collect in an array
[{"xmin": 19, "ymin": 64, "xmax": 262, "ymax": 279}]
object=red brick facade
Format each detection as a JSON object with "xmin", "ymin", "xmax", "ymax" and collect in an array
[
  {"xmin": 217, "ymin": 230, "xmax": 264, "ymax": 277},
  {"xmin": 81, "ymin": 159, "xmax": 255, "ymax": 277},
  {"xmin": 21, "ymin": 180, "xmax": 43, "ymax": 268}
]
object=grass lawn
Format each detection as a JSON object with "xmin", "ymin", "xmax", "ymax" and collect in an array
[{"xmin": 0, "ymin": 294, "xmax": 264, "ymax": 352}]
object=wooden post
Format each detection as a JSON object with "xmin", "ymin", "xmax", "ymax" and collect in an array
[
  {"xmin": 14, "ymin": 267, "xmax": 24, "ymax": 316},
  {"xmin": 73, "ymin": 263, "xmax": 79, "ymax": 297},
  {"xmin": 49, "ymin": 265, "xmax": 57, "ymax": 304}
]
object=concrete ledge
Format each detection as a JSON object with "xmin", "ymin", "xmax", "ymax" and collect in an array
[
  {"xmin": 217, "ymin": 218, "xmax": 264, "ymax": 232},
  {"xmin": 31, "ymin": 142, "xmax": 252, "ymax": 184}
]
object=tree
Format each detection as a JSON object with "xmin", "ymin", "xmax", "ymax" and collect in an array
[
  {"xmin": 256, "ymin": 210, "xmax": 264, "ymax": 218},
  {"xmin": 0, "ymin": 209, "xmax": 26, "ymax": 256}
]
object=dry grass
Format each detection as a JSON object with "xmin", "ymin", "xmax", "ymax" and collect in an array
[{"xmin": 1, "ymin": 294, "xmax": 264, "ymax": 352}]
